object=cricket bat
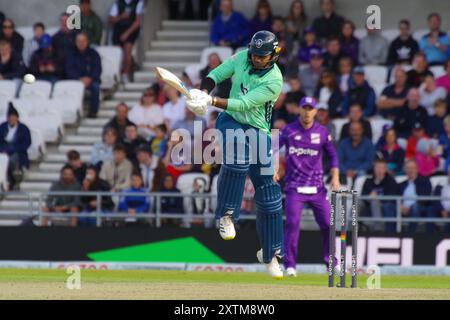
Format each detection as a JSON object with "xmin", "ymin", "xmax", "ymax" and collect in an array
[{"xmin": 155, "ymin": 67, "xmax": 191, "ymax": 99}]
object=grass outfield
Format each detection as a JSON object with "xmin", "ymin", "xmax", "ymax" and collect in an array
[{"xmin": 0, "ymin": 269, "xmax": 449, "ymax": 299}]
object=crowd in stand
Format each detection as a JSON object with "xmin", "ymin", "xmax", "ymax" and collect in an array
[{"xmin": 2, "ymin": 0, "xmax": 450, "ymax": 231}]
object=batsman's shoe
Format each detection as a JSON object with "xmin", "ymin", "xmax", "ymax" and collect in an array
[
  {"xmin": 286, "ymin": 267, "xmax": 297, "ymax": 277},
  {"xmin": 256, "ymin": 249, "xmax": 283, "ymax": 280},
  {"xmin": 219, "ymin": 212, "xmax": 236, "ymax": 240}
]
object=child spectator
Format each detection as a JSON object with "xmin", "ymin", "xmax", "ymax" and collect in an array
[
  {"xmin": 29, "ymin": 34, "xmax": 64, "ymax": 83},
  {"xmin": 150, "ymin": 124, "xmax": 168, "ymax": 158},
  {"xmin": 426, "ymin": 99, "xmax": 447, "ymax": 138},
  {"xmin": 23, "ymin": 22, "xmax": 45, "ymax": 67},
  {"xmin": 118, "ymin": 172, "xmax": 150, "ymax": 221}
]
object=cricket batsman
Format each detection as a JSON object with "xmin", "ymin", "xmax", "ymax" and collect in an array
[
  {"xmin": 275, "ymin": 97, "xmax": 340, "ymax": 277},
  {"xmin": 185, "ymin": 31, "xmax": 284, "ymax": 278}
]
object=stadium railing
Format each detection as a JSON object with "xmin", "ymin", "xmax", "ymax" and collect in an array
[{"xmin": 1, "ymin": 191, "xmax": 450, "ymax": 233}]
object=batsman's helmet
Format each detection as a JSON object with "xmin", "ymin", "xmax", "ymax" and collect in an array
[{"xmin": 248, "ymin": 30, "xmax": 281, "ymax": 70}]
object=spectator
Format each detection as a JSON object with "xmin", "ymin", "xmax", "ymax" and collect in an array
[
  {"xmin": 91, "ymin": 126, "xmax": 118, "ymax": 168},
  {"xmin": 299, "ymin": 49, "xmax": 324, "ymax": 96},
  {"xmin": 100, "ymin": 144, "xmax": 133, "ymax": 192},
  {"xmin": 339, "ymin": 104, "xmax": 372, "ymax": 141},
  {"xmin": 358, "ymin": 28, "xmax": 388, "ymax": 66},
  {"xmin": 297, "ymin": 27, "xmax": 321, "ymax": 65},
  {"xmin": 172, "ymin": 109, "xmax": 207, "ymax": 139},
  {"xmin": 431, "ymin": 168, "xmax": 450, "ymax": 233},
  {"xmin": 79, "ymin": 165, "xmax": 114, "ymax": 226},
  {"xmin": 405, "ymin": 123, "xmax": 428, "ymax": 159},
  {"xmin": 322, "ymin": 36, "xmax": 344, "ymax": 74},
  {"xmin": 41, "ymin": 165, "xmax": 81, "ymax": 227},
  {"xmin": 80, "ymin": 0, "xmax": 103, "ymax": 45},
  {"xmin": 210, "ymin": 0, "xmax": 249, "ymax": 50},
  {"xmin": 436, "ymin": 59, "xmax": 450, "ymax": 92},
  {"xmin": 163, "ymin": 131, "xmax": 193, "ymax": 182},
  {"xmin": 339, "ymin": 20, "xmax": 359, "ymax": 65},
  {"xmin": 312, "ymin": 0, "xmax": 344, "ymax": 45},
  {"xmin": 29, "ymin": 34, "xmax": 64, "ymax": 83},
  {"xmin": 66, "ymin": 32, "xmax": 102, "ymax": 118},
  {"xmin": 274, "ymin": 76, "xmax": 305, "ymax": 123},
  {"xmin": 342, "ymin": 66, "xmax": 376, "ymax": 117},
  {"xmin": 0, "ymin": 12, "xmax": 4, "ymax": 37},
  {"xmin": 427, "ymin": 99, "xmax": 447, "ymax": 138},
  {"xmin": 23, "ymin": 22, "xmax": 45, "ymax": 67},
  {"xmin": 163, "ymin": 86, "xmax": 186, "ymax": 131},
  {"xmin": 315, "ymin": 107, "xmax": 336, "ymax": 140},
  {"xmin": 104, "ymin": 103, "xmax": 135, "ymax": 142},
  {"xmin": 377, "ymin": 127, "xmax": 405, "ymax": 176},
  {"xmin": 109, "ymin": 0, "xmax": 144, "ymax": 83},
  {"xmin": 128, "ymin": 88, "xmax": 165, "ymax": 140},
  {"xmin": 394, "ymin": 88, "xmax": 429, "ymax": 138},
  {"xmin": 66, "ymin": 150, "xmax": 87, "ymax": 185},
  {"xmin": 361, "ymin": 159, "xmax": 399, "ymax": 232},
  {"xmin": 399, "ymin": 159, "xmax": 433, "ymax": 233},
  {"xmin": 52, "ymin": 13, "xmax": 77, "ymax": 63},
  {"xmin": 439, "ymin": 115, "xmax": 450, "ymax": 172},
  {"xmin": 377, "ymin": 67, "xmax": 409, "ymax": 119},
  {"xmin": 160, "ymin": 174, "xmax": 184, "ymax": 226},
  {"xmin": 199, "ymin": 53, "xmax": 232, "ymax": 98},
  {"xmin": 314, "ymin": 69, "xmax": 343, "ymax": 117},
  {"xmin": 137, "ymin": 145, "xmax": 167, "ymax": 191},
  {"xmin": 123, "ymin": 123, "xmax": 147, "ymax": 168},
  {"xmin": 285, "ymin": 0, "xmax": 308, "ymax": 41},
  {"xmin": 249, "ymin": 0, "xmax": 273, "ymax": 36},
  {"xmin": 0, "ymin": 103, "xmax": 31, "ymax": 190},
  {"xmin": 0, "ymin": 40, "xmax": 26, "ymax": 80},
  {"xmin": 118, "ymin": 173, "xmax": 150, "ymax": 223},
  {"xmin": 415, "ymin": 136, "xmax": 440, "ymax": 177},
  {"xmin": 419, "ymin": 13, "xmax": 449, "ymax": 66},
  {"xmin": 0, "ymin": 18, "xmax": 24, "ymax": 54},
  {"xmin": 337, "ymin": 56, "xmax": 353, "ymax": 95},
  {"xmin": 387, "ymin": 19, "xmax": 419, "ymax": 66},
  {"xmin": 150, "ymin": 124, "xmax": 169, "ymax": 158},
  {"xmin": 419, "ymin": 74, "xmax": 447, "ymax": 115},
  {"xmin": 406, "ymin": 52, "xmax": 433, "ymax": 88},
  {"xmin": 338, "ymin": 121, "xmax": 375, "ymax": 181}
]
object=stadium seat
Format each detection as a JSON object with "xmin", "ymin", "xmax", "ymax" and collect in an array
[
  {"xmin": 184, "ymin": 63, "xmax": 203, "ymax": 86},
  {"xmin": 381, "ymin": 29, "xmax": 399, "ymax": 42},
  {"xmin": 200, "ymin": 47, "xmax": 233, "ymax": 67},
  {"xmin": 19, "ymin": 80, "xmax": 52, "ymax": 99},
  {"xmin": 52, "ymin": 80, "xmax": 85, "ymax": 123},
  {"xmin": 430, "ymin": 176, "xmax": 448, "ymax": 190},
  {"xmin": 0, "ymin": 153, "xmax": 9, "ymax": 191},
  {"xmin": 12, "ymin": 98, "xmax": 64, "ymax": 142},
  {"xmin": 46, "ymin": 27, "xmax": 59, "ymax": 37},
  {"xmin": 354, "ymin": 29, "xmax": 367, "ymax": 40},
  {"xmin": 371, "ymin": 118, "xmax": 393, "ymax": 143},
  {"xmin": 395, "ymin": 175, "xmax": 408, "ymax": 184},
  {"xmin": 430, "ymin": 65, "xmax": 446, "ymax": 78},
  {"xmin": 28, "ymin": 128, "xmax": 45, "ymax": 161},
  {"xmin": 15, "ymin": 26, "xmax": 33, "ymax": 40},
  {"xmin": 364, "ymin": 65, "xmax": 388, "ymax": 87},
  {"xmin": 332, "ymin": 118, "xmax": 348, "ymax": 140},
  {"xmin": 388, "ymin": 64, "xmax": 413, "ymax": 84},
  {"xmin": 413, "ymin": 29, "xmax": 428, "ymax": 42},
  {"xmin": 96, "ymin": 46, "xmax": 123, "ymax": 90},
  {"xmin": 372, "ymin": 83, "xmax": 386, "ymax": 99},
  {"xmin": 0, "ymin": 80, "xmax": 18, "ymax": 100}
]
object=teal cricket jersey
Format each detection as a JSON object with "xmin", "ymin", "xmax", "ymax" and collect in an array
[{"xmin": 207, "ymin": 49, "xmax": 283, "ymax": 135}]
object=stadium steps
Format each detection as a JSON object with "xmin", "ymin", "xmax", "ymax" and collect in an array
[{"xmin": 0, "ymin": 20, "xmax": 209, "ymax": 224}]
